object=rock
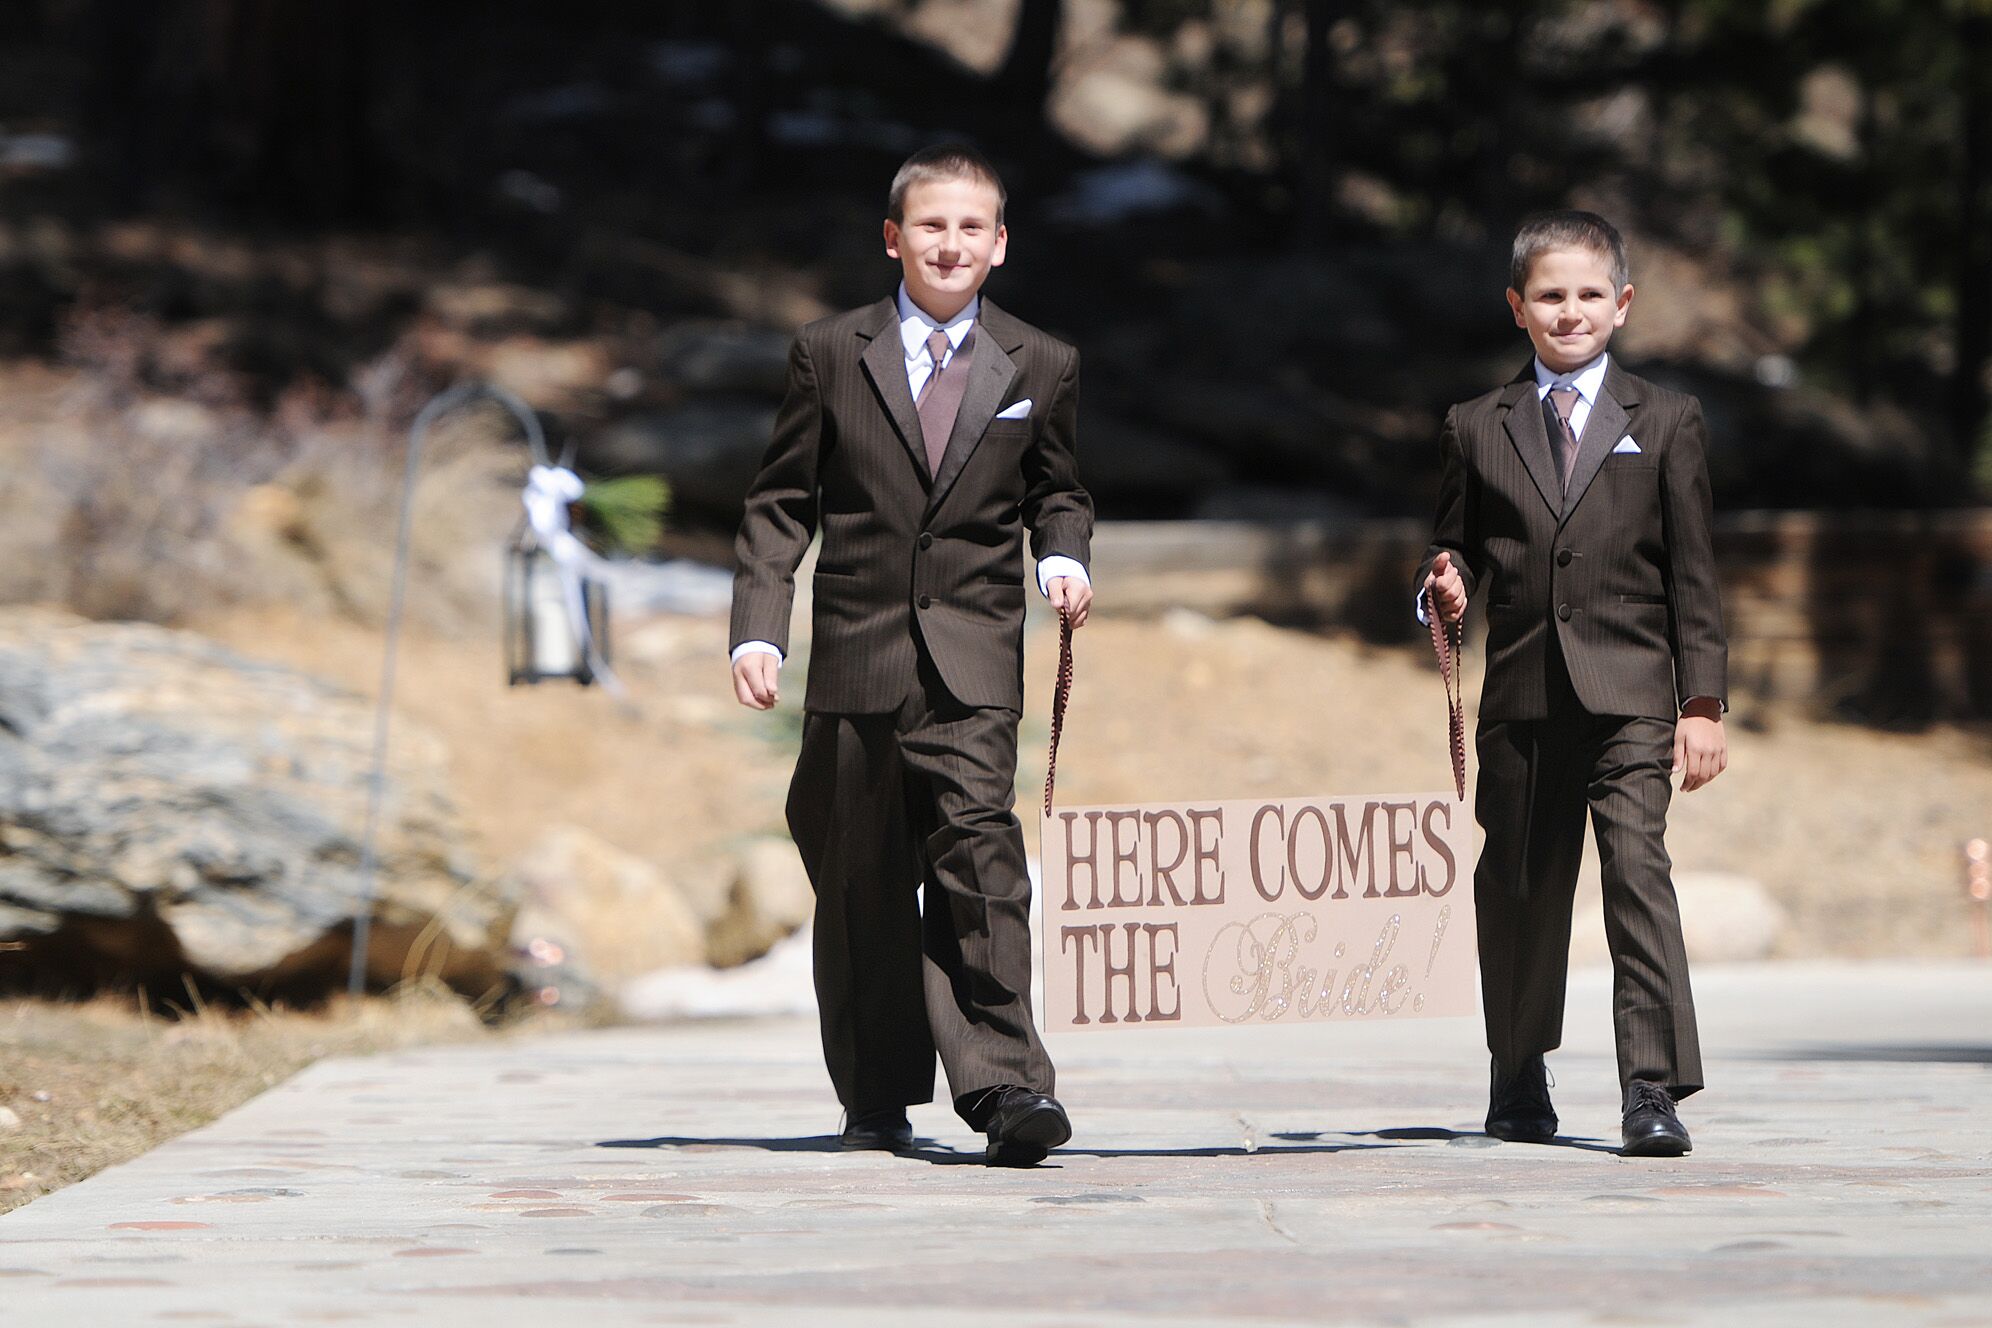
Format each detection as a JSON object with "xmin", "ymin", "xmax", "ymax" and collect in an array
[
  {"xmin": 0, "ymin": 1106, "xmax": 20, "ymax": 1133},
  {"xmin": 0, "ymin": 609, "xmax": 512, "ymax": 995},
  {"xmin": 1570, "ymin": 870, "xmax": 1786, "ymax": 967},
  {"xmin": 1676, "ymin": 872, "xmax": 1788, "ymax": 962},
  {"xmin": 620, "ymin": 926, "xmax": 816, "ymax": 1022},
  {"xmin": 508, "ymin": 825, "xmax": 705, "ymax": 981},
  {"xmin": 704, "ymin": 838, "xmax": 815, "ymax": 969}
]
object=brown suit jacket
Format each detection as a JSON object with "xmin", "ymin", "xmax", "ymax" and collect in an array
[
  {"xmin": 730, "ymin": 297, "xmax": 1093, "ymax": 714},
  {"xmin": 1417, "ymin": 359, "xmax": 1727, "ymax": 721}
]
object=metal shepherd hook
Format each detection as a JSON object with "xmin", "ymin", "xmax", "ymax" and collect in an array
[{"xmin": 346, "ymin": 382, "xmax": 558, "ymax": 999}]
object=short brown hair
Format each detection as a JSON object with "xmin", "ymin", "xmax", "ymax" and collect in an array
[
  {"xmin": 888, "ymin": 143, "xmax": 1007, "ymax": 227},
  {"xmin": 1510, "ymin": 210, "xmax": 1628, "ymax": 292}
]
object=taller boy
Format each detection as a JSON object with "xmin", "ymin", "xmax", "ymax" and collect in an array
[
  {"xmin": 1419, "ymin": 212, "xmax": 1728, "ymax": 1157},
  {"xmin": 730, "ymin": 145, "xmax": 1092, "ymax": 1167}
]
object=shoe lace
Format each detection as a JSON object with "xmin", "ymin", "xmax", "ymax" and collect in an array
[
  {"xmin": 1627, "ymin": 1081, "xmax": 1673, "ymax": 1114},
  {"xmin": 1496, "ymin": 1061, "xmax": 1553, "ymax": 1113}
]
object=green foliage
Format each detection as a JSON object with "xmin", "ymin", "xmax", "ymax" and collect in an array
[{"xmin": 577, "ymin": 475, "xmax": 670, "ymax": 556}]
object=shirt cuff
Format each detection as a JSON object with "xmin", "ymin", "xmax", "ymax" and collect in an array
[
  {"xmin": 1036, "ymin": 557, "xmax": 1089, "ymax": 598},
  {"xmin": 731, "ymin": 641, "xmax": 784, "ymax": 667},
  {"xmin": 1414, "ymin": 590, "xmax": 1429, "ymax": 627}
]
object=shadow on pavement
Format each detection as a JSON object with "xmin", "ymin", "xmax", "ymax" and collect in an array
[
  {"xmin": 1760, "ymin": 1043, "xmax": 1992, "ymax": 1064},
  {"xmin": 596, "ymin": 1136, "xmax": 1412, "ymax": 1165},
  {"xmin": 1280, "ymin": 1126, "xmax": 1622, "ymax": 1155},
  {"xmin": 598, "ymin": 1135, "xmax": 850, "ymax": 1153}
]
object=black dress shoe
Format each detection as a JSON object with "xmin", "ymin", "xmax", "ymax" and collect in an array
[
  {"xmin": 839, "ymin": 1107, "xmax": 913, "ymax": 1152},
  {"xmin": 1485, "ymin": 1055, "xmax": 1558, "ymax": 1142},
  {"xmin": 1621, "ymin": 1081, "xmax": 1692, "ymax": 1157},
  {"xmin": 979, "ymin": 1087, "xmax": 1071, "ymax": 1167}
]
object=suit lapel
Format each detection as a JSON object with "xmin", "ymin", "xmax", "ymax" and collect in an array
[
  {"xmin": 927, "ymin": 299, "xmax": 1023, "ymax": 513},
  {"xmin": 1499, "ymin": 363, "xmax": 1561, "ymax": 517},
  {"xmin": 856, "ymin": 299, "xmax": 932, "ymax": 483},
  {"xmin": 1558, "ymin": 360, "xmax": 1639, "ymax": 525}
]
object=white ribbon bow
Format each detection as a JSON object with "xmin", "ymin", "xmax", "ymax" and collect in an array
[{"xmin": 522, "ymin": 464, "xmax": 625, "ymax": 697}]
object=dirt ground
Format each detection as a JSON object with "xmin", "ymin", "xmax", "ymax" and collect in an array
[{"xmin": 198, "ymin": 597, "xmax": 1992, "ymax": 963}]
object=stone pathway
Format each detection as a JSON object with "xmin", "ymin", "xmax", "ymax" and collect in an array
[{"xmin": 2, "ymin": 964, "xmax": 1990, "ymax": 1325}]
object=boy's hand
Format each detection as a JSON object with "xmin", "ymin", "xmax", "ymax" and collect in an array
[
  {"xmin": 732, "ymin": 653, "xmax": 781, "ymax": 710},
  {"xmin": 1674, "ymin": 699, "xmax": 1727, "ymax": 791},
  {"xmin": 1424, "ymin": 551, "xmax": 1467, "ymax": 624},
  {"xmin": 1049, "ymin": 576, "xmax": 1092, "ymax": 628}
]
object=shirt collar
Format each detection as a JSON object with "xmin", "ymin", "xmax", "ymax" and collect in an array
[
  {"xmin": 1533, "ymin": 351, "xmax": 1610, "ymax": 405},
  {"xmin": 897, "ymin": 283, "xmax": 978, "ymax": 360}
]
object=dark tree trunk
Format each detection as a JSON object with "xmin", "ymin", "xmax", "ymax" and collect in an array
[
  {"xmin": 722, "ymin": 0, "xmax": 772, "ymax": 192},
  {"xmin": 995, "ymin": 0, "xmax": 1061, "ymax": 123},
  {"xmin": 80, "ymin": 0, "xmax": 404, "ymax": 224},
  {"xmin": 1954, "ymin": 5, "xmax": 1992, "ymax": 489}
]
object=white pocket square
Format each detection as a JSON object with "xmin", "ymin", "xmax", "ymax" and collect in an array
[
  {"xmin": 995, "ymin": 398, "xmax": 1032, "ymax": 420},
  {"xmin": 1612, "ymin": 436, "xmax": 1641, "ymax": 454}
]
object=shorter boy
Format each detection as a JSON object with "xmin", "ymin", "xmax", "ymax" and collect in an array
[{"xmin": 1418, "ymin": 211, "xmax": 1728, "ymax": 1156}]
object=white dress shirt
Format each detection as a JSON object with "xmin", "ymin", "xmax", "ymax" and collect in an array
[
  {"xmin": 733, "ymin": 284, "xmax": 1089, "ymax": 667},
  {"xmin": 1533, "ymin": 350, "xmax": 1609, "ymax": 440},
  {"xmin": 900, "ymin": 282, "xmax": 977, "ymax": 398}
]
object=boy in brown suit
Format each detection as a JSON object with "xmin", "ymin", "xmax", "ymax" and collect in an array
[
  {"xmin": 1418, "ymin": 212, "xmax": 1728, "ymax": 1156},
  {"xmin": 730, "ymin": 145, "xmax": 1092, "ymax": 1166}
]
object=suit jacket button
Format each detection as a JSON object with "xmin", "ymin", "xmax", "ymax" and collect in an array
[
  {"xmin": 918, "ymin": 533, "xmax": 934, "ymax": 549},
  {"xmin": 918, "ymin": 594, "xmax": 932, "ymax": 609},
  {"xmin": 1557, "ymin": 549, "xmax": 1573, "ymax": 567},
  {"xmin": 1557, "ymin": 603, "xmax": 1572, "ymax": 621}
]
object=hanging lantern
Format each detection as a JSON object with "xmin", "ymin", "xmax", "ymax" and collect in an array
[{"xmin": 504, "ymin": 523, "xmax": 612, "ymax": 686}]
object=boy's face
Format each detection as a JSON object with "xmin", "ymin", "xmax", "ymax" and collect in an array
[
  {"xmin": 1506, "ymin": 246, "xmax": 1634, "ymax": 374},
  {"xmin": 884, "ymin": 176, "xmax": 1007, "ymax": 319}
]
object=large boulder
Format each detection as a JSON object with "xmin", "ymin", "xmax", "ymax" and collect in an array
[
  {"xmin": 507, "ymin": 824, "xmax": 706, "ymax": 982},
  {"xmin": 0, "ymin": 610, "xmax": 513, "ymax": 995},
  {"xmin": 1569, "ymin": 870, "xmax": 1788, "ymax": 967},
  {"xmin": 703, "ymin": 838, "xmax": 815, "ymax": 970}
]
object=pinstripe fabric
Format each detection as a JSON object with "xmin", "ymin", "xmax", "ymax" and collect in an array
[
  {"xmin": 1473, "ymin": 650, "xmax": 1703, "ymax": 1096},
  {"xmin": 1417, "ymin": 360, "xmax": 1727, "ymax": 722},
  {"xmin": 730, "ymin": 297, "xmax": 1093, "ymax": 714},
  {"xmin": 1418, "ymin": 359, "xmax": 1724, "ymax": 1096},
  {"xmin": 732, "ymin": 295, "xmax": 1088, "ymax": 1122},
  {"xmin": 786, "ymin": 660, "xmax": 1051, "ymax": 1113}
]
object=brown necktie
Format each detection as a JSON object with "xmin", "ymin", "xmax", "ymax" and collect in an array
[
  {"xmin": 915, "ymin": 326, "xmax": 974, "ymax": 478},
  {"xmin": 1547, "ymin": 386, "xmax": 1581, "ymax": 491}
]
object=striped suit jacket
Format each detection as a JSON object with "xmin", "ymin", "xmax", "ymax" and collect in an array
[
  {"xmin": 1418, "ymin": 359, "xmax": 1727, "ymax": 722},
  {"xmin": 730, "ymin": 297, "xmax": 1093, "ymax": 714}
]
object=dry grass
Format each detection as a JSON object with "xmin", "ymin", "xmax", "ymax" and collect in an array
[{"xmin": 0, "ymin": 983, "xmax": 490, "ymax": 1217}]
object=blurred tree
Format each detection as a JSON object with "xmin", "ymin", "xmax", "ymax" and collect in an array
[
  {"xmin": 996, "ymin": 0, "xmax": 1062, "ymax": 122},
  {"xmin": 1955, "ymin": 0, "xmax": 1992, "ymax": 474}
]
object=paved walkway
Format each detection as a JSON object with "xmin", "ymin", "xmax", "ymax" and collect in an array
[{"xmin": 3, "ymin": 964, "xmax": 1990, "ymax": 1326}]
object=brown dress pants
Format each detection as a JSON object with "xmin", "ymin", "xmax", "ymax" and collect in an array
[
  {"xmin": 786, "ymin": 652, "xmax": 1052, "ymax": 1126},
  {"xmin": 1472, "ymin": 642, "xmax": 1704, "ymax": 1096}
]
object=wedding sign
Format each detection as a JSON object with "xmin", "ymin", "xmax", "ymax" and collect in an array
[{"xmin": 1041, "ymin": 794, "xmax": 1476, "ymax": 1031}]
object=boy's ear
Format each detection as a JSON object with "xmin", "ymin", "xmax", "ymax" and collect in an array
[
  {"xmin": 989, "ymin": 223, "xmax": 1008, "ymax": 268},
  {"xmin": 1505, "ymin": 286, "xmax": 1526, "ymax": 328},
  {"xmin": 1613, "ymin": 282, "xmax": 1636, "ymax": 326},
  {"xmin": 883, "ymin": 218, "xmax": 902, "ymax": 260}
]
